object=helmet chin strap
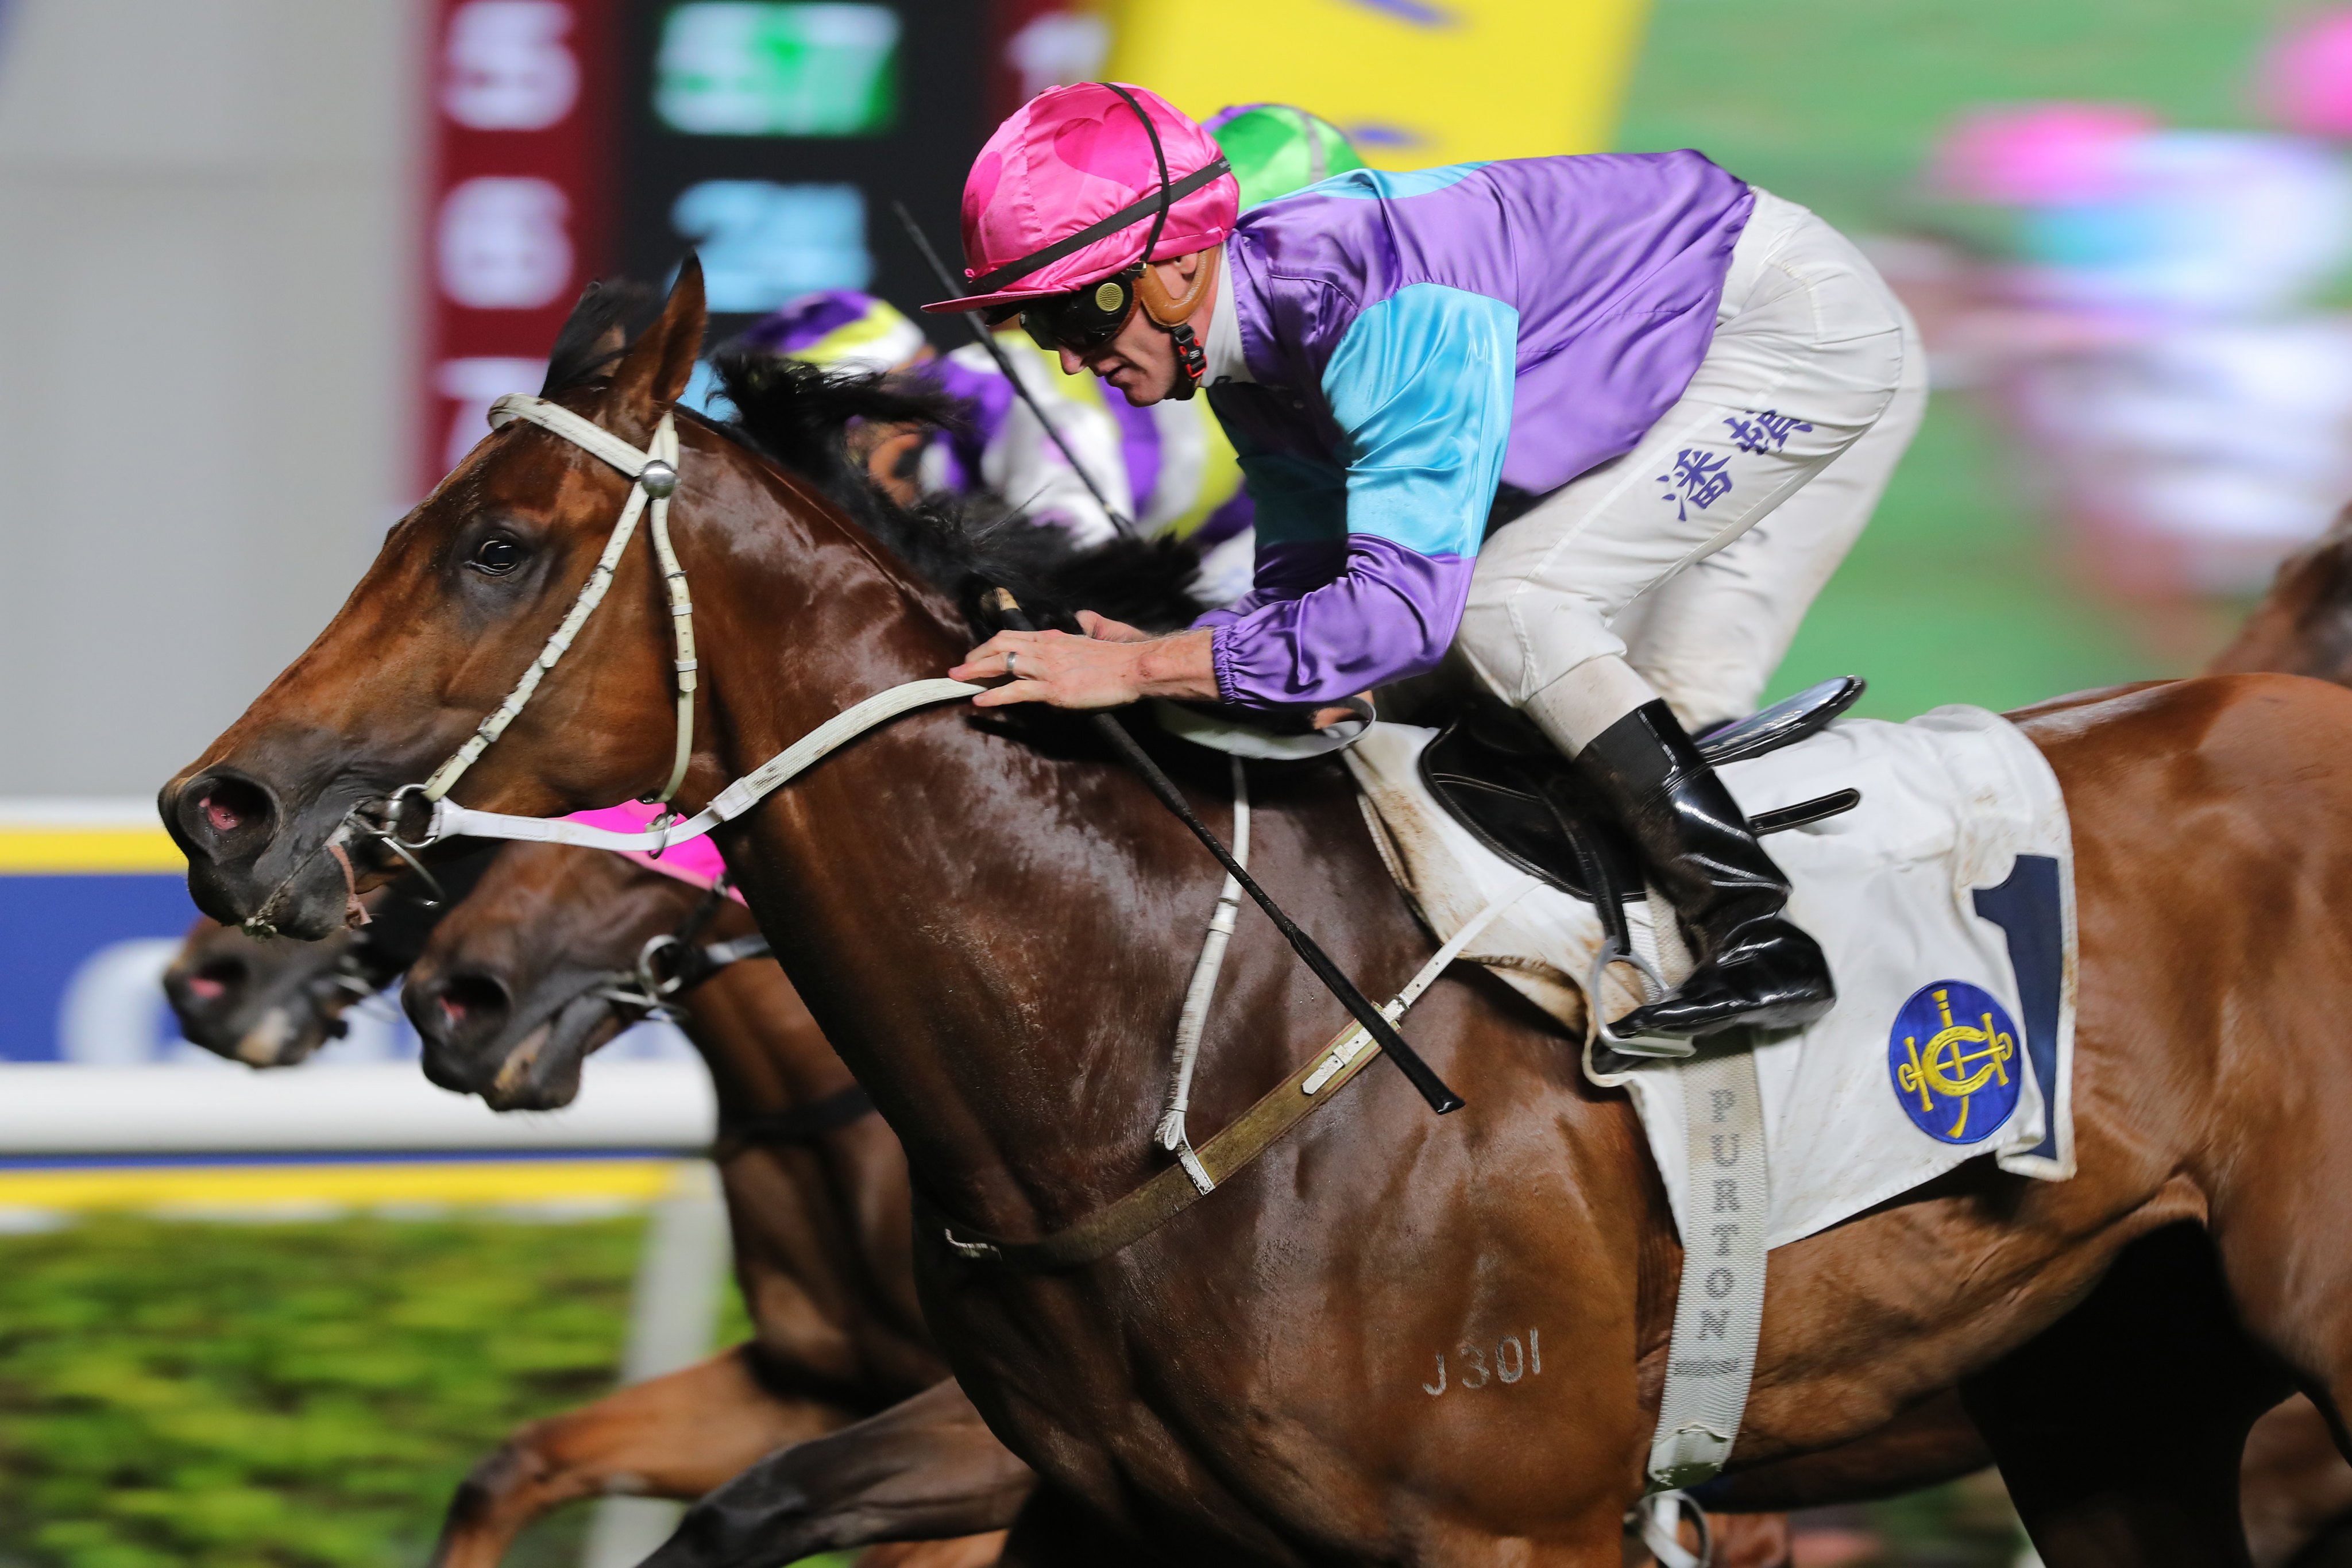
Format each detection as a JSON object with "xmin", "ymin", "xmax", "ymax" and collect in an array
[{"xmin": 1137, "ymin": 246, "xmax": 1219, "ymax": 400}]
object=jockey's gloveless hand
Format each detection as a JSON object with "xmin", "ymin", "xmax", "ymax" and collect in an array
[{"xmin": 955, "ymin": 612, "xmax": 1219, "ymax": 709}]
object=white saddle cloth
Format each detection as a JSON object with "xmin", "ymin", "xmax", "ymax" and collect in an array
[{"xmin": 1345, "ymin": 706, "xmax": 2077, "ymax": 1249}]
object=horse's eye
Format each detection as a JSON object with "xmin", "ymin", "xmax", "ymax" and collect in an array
[{"xmin": 470, "ymin": 535, "xmax": 524, "ymax": 576}]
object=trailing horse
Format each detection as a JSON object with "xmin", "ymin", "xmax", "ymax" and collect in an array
[
  {"xmin": 404, "ymin": 841, "xmax": 1007, "ymax": 1567},
  {"xmin": 164, "ymin": 262, "xmax": 2352, "ymax": 1566}
]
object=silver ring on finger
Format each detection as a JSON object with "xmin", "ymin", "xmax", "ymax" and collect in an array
[{"xmin": 1006, "ymin": 651, "xmax": 1019, "ymax": 681}]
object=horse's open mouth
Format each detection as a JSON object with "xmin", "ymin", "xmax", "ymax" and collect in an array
[
  {"xmin": 164, "ymin": 932, "xmax": 365, "ymax": 1069},
  {"xmin": 420, "ymin": 978, "xmax": 631, "ymax": 1113}
]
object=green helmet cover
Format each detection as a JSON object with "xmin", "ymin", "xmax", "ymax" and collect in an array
[{"xmin": 1204, "ymin": 103, "xmax": 1368, "ymax": 210}]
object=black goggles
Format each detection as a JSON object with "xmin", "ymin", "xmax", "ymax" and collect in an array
[{"xmin": 1006, "ymin": 265, "xmax": 1143, "ymax": 354}]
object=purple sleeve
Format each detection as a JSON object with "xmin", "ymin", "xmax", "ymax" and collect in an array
[{"xmin": 1194, "ymin": 536, "xmax": 1474, "ymax": 708}]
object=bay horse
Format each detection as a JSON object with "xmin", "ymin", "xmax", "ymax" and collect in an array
[
  {"xmin": 208, "ymin": 505, "xmax": 2352, "ymax": 1568},
  {"xmin": 163, "ymin": 261, "xmax": 2352, "ymax": 1566}
]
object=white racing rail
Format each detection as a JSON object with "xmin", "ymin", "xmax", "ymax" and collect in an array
[{"xmin": 0, "ymin": 1060, "xmax": 715, "ymax": 1156}]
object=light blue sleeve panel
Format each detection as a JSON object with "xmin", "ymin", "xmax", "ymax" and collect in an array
[
  {"xmin": 1320, "ymin": 283, "xmax": 1518, "ymax": 558},
  {"xmin": 1215, "ymin": 412, "xmax": 1348, "ymax": 549}
]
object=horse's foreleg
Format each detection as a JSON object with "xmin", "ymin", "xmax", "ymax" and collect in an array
[
  {"xmin": 2242, "ymin": 1395, "xmax": 2352, "ymax": 1568},
  {"xmin": 427, "ymin": 1343, "xmax": 852, "ymax": 1568},
  {"xmin": 1961, "ymin": 1226, "xmax": 2289, "ymax": 1568},
  {"xmin": 640, "ymin": 1377, "xmax": 1038, "ymax": 1568}
]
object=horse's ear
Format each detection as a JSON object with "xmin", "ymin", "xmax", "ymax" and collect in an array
[{"xmin": 605, "ymin": 255, "xmax": 706, "ymax": 438}]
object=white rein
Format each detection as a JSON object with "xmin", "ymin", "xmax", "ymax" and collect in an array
[{"xmin": 393, "ymin": 393, "xmax": 983, "ymax": 857}]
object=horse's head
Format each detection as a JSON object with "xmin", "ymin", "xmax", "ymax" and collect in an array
[
  {"xmin": 402, "ymin": 842, "xmax": 739, "ymax": 1109},
  {"xmin": 161, "ymin": 267, "xmax": 717, "ymax": 940},
  {"xmin": 163, "ymin": 253, "xmax": 1203, "ymax": 949},
  {"xmin": 163, "ymin": 916, "xmax": 367, "ymax": 1067}
]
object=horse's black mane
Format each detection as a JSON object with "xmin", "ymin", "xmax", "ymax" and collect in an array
[{"xmin": 540, "ymin": 279, "xmax": 1206, "ymax": 635}]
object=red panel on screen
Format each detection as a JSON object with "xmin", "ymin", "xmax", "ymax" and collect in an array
[{"xmin": 418, "ymin": 0, "xmax": 619, "ymax": 496}]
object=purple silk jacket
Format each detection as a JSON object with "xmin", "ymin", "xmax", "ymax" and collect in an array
[{"xmin": 1194, "ymin": 151, "xmax": 1754, "ymax": 707}]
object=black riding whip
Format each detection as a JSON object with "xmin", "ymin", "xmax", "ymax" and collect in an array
[
  {"xmin": 987, "ymin": 589, "xmax": 1463, "ymax": 1116},
  {"xmin": 891, "ymin": 200, "xmax": 1138, "ymax": 536}
]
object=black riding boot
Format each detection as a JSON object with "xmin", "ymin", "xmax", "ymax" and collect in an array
[{"xmin": 1577, "ymin": 700, "xmax": 1835, "ymax": 1038}]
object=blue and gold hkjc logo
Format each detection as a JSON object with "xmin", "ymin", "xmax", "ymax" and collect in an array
[{"xmin": 1887, "ymin": 980, "xmax": 2021, "ymax": 1144}]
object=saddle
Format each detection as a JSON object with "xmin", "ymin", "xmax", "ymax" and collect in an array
[
  {"xmin": 1152, "ymin": 674, "xmax": 1866, "ymax": 922},
  {"xmin": 1419, "ymin": 677, "xmax": 1867, "ymax": 907}
]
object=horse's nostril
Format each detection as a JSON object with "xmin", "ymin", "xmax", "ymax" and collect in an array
[
  {"xmin": 435, "ymin": 973, "xmax": 511, "ymax": 1038},
  {"xmin": 190, "ymin": 959, "xmax": 245, "ymax": 1001},
  {"xmin": 180, "ymin": 771, "xmax": 277, "ymax": 854}
]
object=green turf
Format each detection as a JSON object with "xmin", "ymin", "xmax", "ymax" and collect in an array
[{"xmin": 0, "ymin": 1214, "xmax": 640, "ymax": 1568}]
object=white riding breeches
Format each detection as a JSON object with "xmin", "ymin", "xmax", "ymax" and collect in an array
[{"xmin": 1458, "ymin": 188, "xmax": 1928, "ymax": 732}]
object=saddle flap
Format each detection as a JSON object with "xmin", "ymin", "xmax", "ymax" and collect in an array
[{"xmin": 1418, "ymin": 723, "xmax": 1646, "ymax": 904}]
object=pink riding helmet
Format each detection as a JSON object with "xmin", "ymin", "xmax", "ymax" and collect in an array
[{"xmin": 923, "ymin": 82, "xmax": 1239, "ymax": 315}]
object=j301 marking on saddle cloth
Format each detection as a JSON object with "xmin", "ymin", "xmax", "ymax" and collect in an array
[{"xmin": 1887, "ymin": 980, "xmax": 2022, "ymax": 1145}]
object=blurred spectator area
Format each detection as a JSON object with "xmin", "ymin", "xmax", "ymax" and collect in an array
[{"xmin": 1620, "ymin": 0, "xmax": 2349, "ymax": 698}]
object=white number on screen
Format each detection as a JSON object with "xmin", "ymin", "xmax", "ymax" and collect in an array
[
  {"xmin": 439, "ymin": 177, "xmax": 574, "ymax": 310},
  {"xmin": 443, "ymin": 1, "xmax": 580, "ymax": 131},
  {"xmin": 437, "ymin": 357, "xmax": 550, "ymax": 472}
]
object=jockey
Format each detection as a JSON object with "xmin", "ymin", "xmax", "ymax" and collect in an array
[
  {"xmin": 936, "ymin": 83, "xmax": 1926, "ymax": 1041},
  {"xmin": 743, "ymin": 107, "xmax": 1368, "ymax": 606}
]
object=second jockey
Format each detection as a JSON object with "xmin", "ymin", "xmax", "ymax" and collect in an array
[{"xmin": 937, "ymin": 83, "xmax": 1925, "ymax": 1041}]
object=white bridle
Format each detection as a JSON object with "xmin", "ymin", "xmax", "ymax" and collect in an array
[{"xmin": 392, "ymin": 393, "xmax": 981, "ymax": 858}]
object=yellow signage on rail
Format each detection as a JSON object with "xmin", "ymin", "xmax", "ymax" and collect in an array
[
  {"xmin": 0, "ymin": 804, "xmax": 183, "ymax": 873},
  {"xmin": 0, "ymin": 1157, "xmax": 690, "ymax": 1214},
  {"xmin": 1098, "ymin": 0, "xmax": 1651, "ymax": 166}
]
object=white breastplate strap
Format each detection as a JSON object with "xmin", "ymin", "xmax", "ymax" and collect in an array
[
  {"xmin": 420, "ymin": 395, "xmax": 693, "ymax": 805},
  {"xmin": 418, "ymin": 678, "xmax": 986, "ymax": 854},
  {"xmin": 1646, "ymin": 1041, "xmax": 1769, "ymax": 1494}
]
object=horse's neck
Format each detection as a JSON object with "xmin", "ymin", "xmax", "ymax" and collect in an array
[{"xmin": 688, "ymin": 524, "xmax": 1362, "ymax": 1238}]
